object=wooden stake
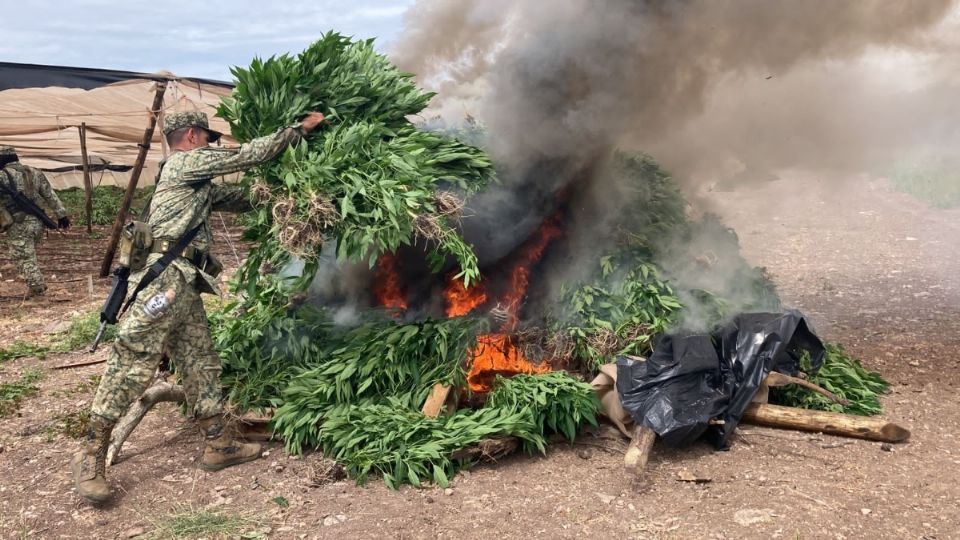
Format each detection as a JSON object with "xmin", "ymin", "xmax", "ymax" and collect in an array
[
  {"xmin": 99, "ymin": 81, "xmax": 167, "ymax": 277},
  {"xmin": 421, "ymin": 383, "xmax": 452, "ymax": 418},
  {"xmin": 78, "ymin": 122, "xmax": 93, "ymax": 235},
  {"xmin": 741, "ymin": 403, "xmax": 910, "ymax": 443},
  {"xmin": 624, "ymin": 425, "xmax": 657, "ymax": 474}
]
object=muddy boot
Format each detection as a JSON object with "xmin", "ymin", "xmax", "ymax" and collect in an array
[
  {"xmin": 197, "ymin": 416, "xmax": 262, "ymax": 472},
  {"xmin": 71, "ymin": 416, "xmax": 114, "ymax": 504}
]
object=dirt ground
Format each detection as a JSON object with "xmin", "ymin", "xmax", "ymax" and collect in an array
[{"xmin": 1, "ymin": 175, "xmax": 959, "ymax": 539}]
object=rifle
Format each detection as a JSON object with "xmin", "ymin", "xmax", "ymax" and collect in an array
[
  {"xmin": 0, "ymin": 170, "xmax": 59, "ymax": 229},
  {"xmin": 89, "ymin": 266, "xmax": 129, "ymax": 352}
]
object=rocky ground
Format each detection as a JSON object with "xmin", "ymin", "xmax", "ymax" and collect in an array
[{"xmin": 1, "ymin": 174, "xmax": 958, "ymax": 539}]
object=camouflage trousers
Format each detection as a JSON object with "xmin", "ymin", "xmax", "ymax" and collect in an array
[
  {"xmin": 4, "ymin": 216, "xmax": 46, "ymax": 293},
  {"xmin": 91, "ymin": 265, "xmax": 223, "ymax": 423}
]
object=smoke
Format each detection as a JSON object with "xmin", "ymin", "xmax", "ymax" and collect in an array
[
  {"xmin": 388, "ymin": 0, "xmax": 958, "ymax": 325},
  {"xmin": 393, "ymin": 0, "xmax": 957, "ymax": 182}
]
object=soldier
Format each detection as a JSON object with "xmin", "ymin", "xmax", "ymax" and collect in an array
[
  {"xmin": 72, "ymin": 110, "xmax": 327, "ymax": 504},
  {"xmin": 0, "ymin": 145, "xmax": 70, "ymax": 295}
]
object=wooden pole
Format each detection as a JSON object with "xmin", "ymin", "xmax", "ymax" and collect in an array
[
  {"xmin": 79, "ymin": 122, "xmax": 94, "ymax": 235},
  {"xmin": 624, "ymin": 425, "xmax": 657, "ymax": 474},
  {"xmin": 741, "ymin": 403, "xmax": 910, "ymax": 443},
  {"xmin": 98, "ymin": 81, "xmax": 167, "ymax": 277}
]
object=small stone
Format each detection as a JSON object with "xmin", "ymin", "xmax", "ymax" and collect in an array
[
  {"xmin": 598, "ymin": 493, "xmax": 616, "ymax": 505},
  {"xmin": 336, "ymin": 514, "xmax": 347, "ymax": 523},
  {"xmin": 425, "ymin": 496, "xmax": 435, "ymax": 504},
  {"xmin": 628, "ymin": 503, "xmax": 636, "ymax": 511},
  {"xmin": 274, "ymin": 464, "xmax": 285, "ymax": 473},
  {"xmin": 323, "ymin": 516, "xmax": 339, "ymax": 527},
  {"xmin": 734, "ymin": 508, "xmax": 775, "ymax": 526},
  {"xmin": 444, "ymin": 488, "xmax": 454, "ymax": 496},
  {"xmin": 263, "ymin": 450, "xmax": 271, "ymax": 457},
  {"xmin": 121, "ymin": 526, "xmax": 147, "ymax": 539},
  {"xmin": 576, "ymin": 449, "xmax": 592, "ymax": 460},
  {"xmin": 861, "ymin": 508, "xmax": 872, "ymax": 516},
  {"xmin": 880, "ymin": 443, "xmax": 893, "ymax": 452}
]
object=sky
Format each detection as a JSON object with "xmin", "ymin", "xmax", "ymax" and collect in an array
[{"xmin": 0, "ymin": 0, "xmax": 415, "ymax": 81}]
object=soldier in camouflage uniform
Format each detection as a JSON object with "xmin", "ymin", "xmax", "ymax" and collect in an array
[
  {"xmin": 0, "ymin": 145, "xmax": 70, "ymax": 295},
  {"xmin": 73, "ymin": 111, "xmax": 327, "ymax": 504}
]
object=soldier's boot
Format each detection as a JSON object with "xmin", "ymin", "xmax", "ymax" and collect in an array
[
  {"xmin": 197, "ymin": 415, "xmax": 262, "ymax": 472},
  {"xmin": 71, "ymin": 416, "xmax": 114, "ymax": 504}
]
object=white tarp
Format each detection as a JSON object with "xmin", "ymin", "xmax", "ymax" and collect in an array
[{"xmin": 0, "ymin": 75, "xmax": 235, "ymax": 189}]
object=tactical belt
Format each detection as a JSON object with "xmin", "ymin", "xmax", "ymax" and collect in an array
[{"xmin": 150, "ymin": 240, "xmax": 219, "ymax": 275}]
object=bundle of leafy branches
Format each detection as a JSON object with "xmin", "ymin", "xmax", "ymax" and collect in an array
[
  {"xmin": 773, "ymin": 343, "xmax": 890, "ymax": 416},
  {"xmin": 316, "ymin": 371, "xmax": 599, "ymax": 489},
  {"xmin": 272, "ymin": 316, "xmax": 487, "ymax": 452},
  {"xmin": 217, "ymin": 31, "xmax": 494, "ymax": 300}
]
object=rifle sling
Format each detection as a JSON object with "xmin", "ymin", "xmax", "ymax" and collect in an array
[{"xmin": 120, "ymin": 222, "xmax": 203, "ymax": 316}]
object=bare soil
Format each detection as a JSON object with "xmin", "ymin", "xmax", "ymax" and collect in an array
[{"xmin": 1, "ymin": 176, "xmax": 959, "ymax": 539}]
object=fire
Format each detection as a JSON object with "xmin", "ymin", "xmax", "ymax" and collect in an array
[
  {"xmin": 444, "ymin": 277, "xmax": 487, "ymax": 317},
  {"xmin": 455, "ymin": 214, "xmax": 564, "ymax": 393},
  {"xmin": 373, "ymin": 253, "xmax": 408, "ymax": 311},
  {"xmin": 466, "ymin": 334, "xmax": 550, "ymax": 393},
  {"xmin": 498, "ymin": 216, "xmax": 563, "ymax": 329}
]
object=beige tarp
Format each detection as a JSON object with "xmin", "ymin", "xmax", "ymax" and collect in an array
[{"xmin": 0, "ymin": 75, "xmax": 235, "ymax": 189}]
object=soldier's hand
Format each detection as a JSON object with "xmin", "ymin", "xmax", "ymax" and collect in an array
[
  {"xmin": 58, "ymin": 216, "xmax": 71, "ymax": 229},
  {"xmin": 300, "ymin": 112, "xmax": 328, "ymax": 133}
]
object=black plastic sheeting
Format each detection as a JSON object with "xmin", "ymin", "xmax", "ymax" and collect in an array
[
  {"xmin": 616, "ymin": 310, "xmax": 825, "ymax": 449},
  {"xmin": 0, "ymin": 62, "xmax": 231, "ymax": 91}
]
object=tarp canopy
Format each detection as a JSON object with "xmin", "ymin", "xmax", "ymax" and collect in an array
[{"xmin": 0, "ymin": 62, "xmax": 236, "ymax": 189}]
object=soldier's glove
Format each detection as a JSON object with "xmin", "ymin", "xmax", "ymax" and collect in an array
[{"xmin": 58, "ymin": 216, "xmax": 71, "ymax": 229}]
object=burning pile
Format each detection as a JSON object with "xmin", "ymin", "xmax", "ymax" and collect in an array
[{"xmin": 210, "ymin": 33, "xmax": 888, "ymax": 489}]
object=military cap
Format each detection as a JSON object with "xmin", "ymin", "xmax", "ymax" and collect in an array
[
  {"xmin": 162, "ymin": 111, "xmax": 222, "ymax": 143},
  {"xmin": 0, "ymin": 145, "xmax": 17, "ymax": 157}
]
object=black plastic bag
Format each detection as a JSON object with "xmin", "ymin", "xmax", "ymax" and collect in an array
[{"xmin": 616, "ymin": 310, "xmax": 824, "ymax": 448}]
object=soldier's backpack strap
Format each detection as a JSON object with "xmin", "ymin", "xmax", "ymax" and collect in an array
[{"xmin": 120, "ymin": 222, "xmax": 203, "ymax": 316}]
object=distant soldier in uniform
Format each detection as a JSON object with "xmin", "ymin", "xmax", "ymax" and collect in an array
[
  {"xmin": 0, "ymin": 145, "xmax": 70, "ymax": 295},
  {"xmin": 73, "ymin": 111, "xmax": 327, "ymax": 504}
]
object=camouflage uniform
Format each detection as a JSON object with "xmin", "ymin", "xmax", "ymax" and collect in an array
[
  {"xmin": 0, "ymin": 146, "xmax": 68, "ymax": 294},
  {"xmin": 90, "ymin": 112, "xmax": 305, "ymax": 423}
]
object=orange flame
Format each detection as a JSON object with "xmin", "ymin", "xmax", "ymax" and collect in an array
[
  {"xmin": 373, "ymin": 253, "xmax": 408, "ymax": 311},
  {"xmin": 444, "ymin": 277, "xmax": 487, "ymax": 317},
  {"xmin": 498, "ymin": 216, "xmax": 563, "ymax": 329},
  {"xmin": 459, "ymin": 214, "xmax": 563, "ymax": 393},
  {"xmin": 466, "ymin": 334, "xmax": 550, "ymax": 393}
]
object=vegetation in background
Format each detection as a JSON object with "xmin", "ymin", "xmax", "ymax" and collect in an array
[
  {"xmin": 57, "ymin": 185, "xmax": 155, "ymax": 226},
  {"xmin": 0, "ymin": 341, "xmax": 49, "ymax": 362},
  {"xmin": 0, "ymin": 369, "xmax": 44, "ymax": 417},
  {"xmin": 887, "ymin": 156, "xmax": 960, "ymax": 209}
]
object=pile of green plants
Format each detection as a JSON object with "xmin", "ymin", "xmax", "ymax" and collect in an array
[
  {"xmin": 774, "ymin": 343, "xmax": 890, "ymax": 416},
  {"xmin": 205, "ymin": 33, "xmax": 888, "ymax": 489},
  {"xmin": 57, "ymin": 185, "xmax": 154, "ymax": 226}
]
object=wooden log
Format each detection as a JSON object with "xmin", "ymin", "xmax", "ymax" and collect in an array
[
  {"xmin": 99, "ymin": 81, "xmax": 167, "ymax": 277},
  {"xmin": 78, "ymin": 122, "xmax": 93, "ymax": 235},
  {"xmin": 107, "ymin": 381, "xmax": 184, "ymax": 465},
  {"xmin": 624, "ymin": 425, "xmax": 657, "ymax": 474},
  {"xmin": 421, "ymin": 383, "xmax": 452, "ymax": 418},
  {"xmin": 741, "ymin": 403, "xmax": 910, "ymax": 443}
]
